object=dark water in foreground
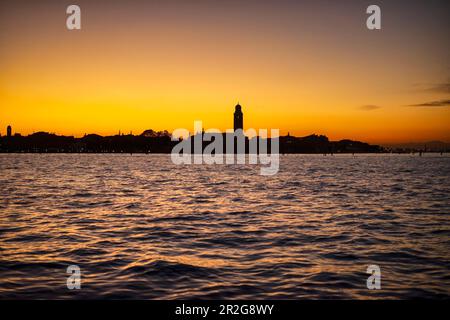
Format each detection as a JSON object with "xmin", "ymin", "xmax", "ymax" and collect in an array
[{"xmin": 0, "ymin": 154, "xmax": 449, "ymax": 299}]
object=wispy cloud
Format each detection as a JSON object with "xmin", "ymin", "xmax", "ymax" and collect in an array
[
  {"xmin": 359, "ymin": 105, "xmax": 381, "ymax": 111},
  {"xmin": 408, "ymin": 99, "xmax": 450, "ymax": 107},
  {"xmin": 427, "ymin": 82, "xmax": 450, "ymax": 94},
  {"xmin": 412, "ymin": 80, "xmax": 450, "ymax": 94}
]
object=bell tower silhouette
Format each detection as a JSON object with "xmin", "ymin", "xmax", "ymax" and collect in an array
[{"xmin": 233, "ymin": 103, "xmax": 243, "ymax": 131}]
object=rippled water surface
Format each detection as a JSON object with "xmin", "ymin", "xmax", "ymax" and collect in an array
[{"xmin": 0, "ymin": 154, "xmax": 449, "ymax": 299}]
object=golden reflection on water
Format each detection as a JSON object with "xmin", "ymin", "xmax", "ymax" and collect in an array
[{"xmin": 0, "ymin": 154, "xmax": 449, "ymax": 299}]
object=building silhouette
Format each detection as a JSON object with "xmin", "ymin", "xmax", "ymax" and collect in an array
[
  {"xmin": 233, "ymin": 103, "xmax": 243, "ymax": 131},
  {"xmin": 0, "ymin": 103, "xmax": 386, "ymax": 154}
]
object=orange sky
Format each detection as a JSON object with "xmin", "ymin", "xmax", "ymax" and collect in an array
[{"xmin": 0, "ymin": 0, "xmax": 449, "ymax": 143}]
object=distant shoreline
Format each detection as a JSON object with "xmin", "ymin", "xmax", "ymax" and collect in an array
[
  {"xmin": 1, "ymin": 131, "xmax": 449, "ymax": 154},
  {"xmin": 1, "ymin": 151, "xmax": 448, "ymax": 155}
]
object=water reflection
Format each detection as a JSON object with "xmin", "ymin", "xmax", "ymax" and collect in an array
[{"xmin": 0, "ymin": 154, "xmax": 449, "ymax": 299}]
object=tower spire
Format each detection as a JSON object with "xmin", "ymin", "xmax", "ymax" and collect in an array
[{"xmin": 233, "ymin": 103, "xmax": 243, "ymax": 131}]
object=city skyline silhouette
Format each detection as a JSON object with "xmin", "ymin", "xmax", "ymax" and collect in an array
[{"xmin": 1, "ymin": 103, "xmax": 448, "ymax": 153}]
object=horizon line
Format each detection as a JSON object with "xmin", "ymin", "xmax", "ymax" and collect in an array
[{"xmin": 2, "ymin": 127, "xmax": 450, "ymax": 146}]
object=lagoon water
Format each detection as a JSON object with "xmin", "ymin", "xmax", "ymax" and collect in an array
[{"xmin": 0, "ymin": 154, "xmax": 449, "ymax": 299}]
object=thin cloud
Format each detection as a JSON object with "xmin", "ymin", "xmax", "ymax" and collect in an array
[
  {"xmin": 359, "ymin": 105, "xmax": 381, "ymax": 111},
  {"xmin": 409, "ymin": 99, "xmax": 450, "ymax": 107},
  {"xmin": 412, "ymin": 80, "xmax": 450, "ymax": 94},
  {"xmin": 427, "ymin": 82, "xmax": 450, "ymax": 94}
]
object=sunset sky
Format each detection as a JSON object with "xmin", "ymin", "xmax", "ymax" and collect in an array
[{"xmin": 0, "ymin": 0, "xmax": 449, "ymax": 143}]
